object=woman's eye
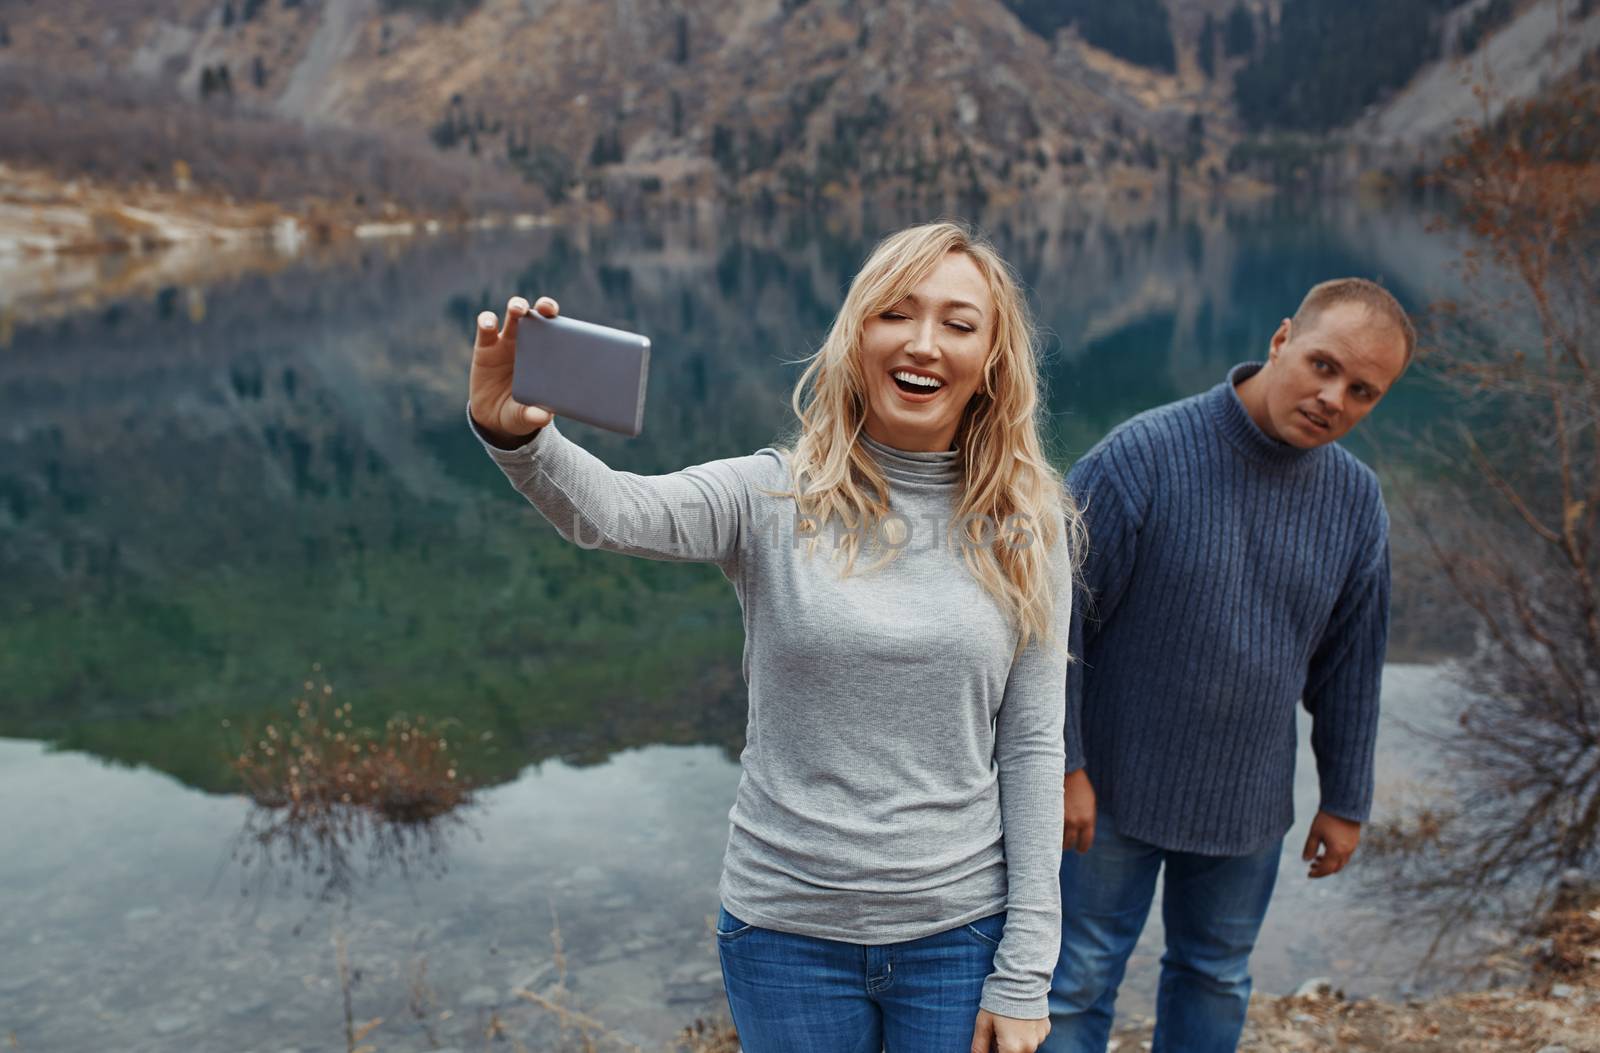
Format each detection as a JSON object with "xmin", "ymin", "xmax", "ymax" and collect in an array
[
  {"xmin": 880, "ymin": 311, "xmax": 908, "ymax": 321},
  {"xmin": 947, "ymin": 322, "xmax": 975, "ymax": 333}
]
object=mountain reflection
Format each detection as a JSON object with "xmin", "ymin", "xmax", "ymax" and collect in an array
[{"xmin": 0, "ymin": 201, "xmax": 1453, "ymax": 793}]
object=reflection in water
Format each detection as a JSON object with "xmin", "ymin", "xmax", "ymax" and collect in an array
[
  {"xmin": 0, "ymin": 198, "xmax": 1459, "ymax": 794},
  {"xmin": 228, "ymin": 674, "xmax": 476, "ymax": 905}
]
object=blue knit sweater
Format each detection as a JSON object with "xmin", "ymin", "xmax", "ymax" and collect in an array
[{"xmin": 1066, "ymin": 363, "xmax": 1390, "ymax": 856}]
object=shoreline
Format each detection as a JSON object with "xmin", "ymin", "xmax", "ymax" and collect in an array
[
  {"xmin": 0, "ymin": 161, "xmax": 1301, "ymax": 329},
  {"xmin": 0, "ymin": 162, "xmax": 552, "ymax": 328}
]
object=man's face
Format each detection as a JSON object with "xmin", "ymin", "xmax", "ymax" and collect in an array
[{"xmin": 1259, "ymin": 302, "xmax": 1409, "ymax": 448}]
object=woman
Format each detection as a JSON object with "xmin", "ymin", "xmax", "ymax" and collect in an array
[{"xmin": 468, "ymin": 222, "xmax": 1083, "ymax": 1053}]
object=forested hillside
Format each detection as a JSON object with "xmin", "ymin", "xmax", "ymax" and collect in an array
[{"xmin": 1235, "ymin": 0, "xmax": 1465, "ymax": 131}]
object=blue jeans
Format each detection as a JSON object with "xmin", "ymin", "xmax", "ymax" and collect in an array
[
  {"xmin": 716, "ymin": 904, "xmax": 1006, "ymax": 1053},
  {"xmin": 1043, "ymin": 816, "xmax": 1281, "ymax": 1053}
]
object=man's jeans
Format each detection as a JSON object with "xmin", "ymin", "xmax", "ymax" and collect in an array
[
  {"xmin": 1042, "ymin": 815, "xmax": 1281, "ymax": 1053},
  {"xmin": 716, "ymin": 904, "xmax": 1007, "ymax": 1053}
]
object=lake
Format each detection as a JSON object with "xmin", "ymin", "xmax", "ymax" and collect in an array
[{"xmin": 0, "ymin": 196, "xmax": 1473, "ymax": 1052}]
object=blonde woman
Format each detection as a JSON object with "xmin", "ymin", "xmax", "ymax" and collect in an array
[{"xmin": 468, "ymin": 222, "xmax": 1083, "ymax": 1053}]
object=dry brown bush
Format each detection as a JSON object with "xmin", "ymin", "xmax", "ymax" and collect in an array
[
  {"xmin": 1364, "ymin": 76, "xmax": 1600, "ymax": 964},
  {"xmin": 228, "ymin": 671, "xmax": 475, "ymax": 902}
]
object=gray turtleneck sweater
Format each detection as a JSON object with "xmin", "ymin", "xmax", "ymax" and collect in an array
[{"xmin": 473, "ymin": 418, "xmax": 1071, "ymax": 1019}]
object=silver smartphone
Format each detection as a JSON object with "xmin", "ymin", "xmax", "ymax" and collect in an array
[{"xmin": 512, "ymin": 313, "xmax": 651, "ymax": 436}]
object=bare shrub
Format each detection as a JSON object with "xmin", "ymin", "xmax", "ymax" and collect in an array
[
  {"xmin": 1364, "ymin": 77, "xmax": 1600, "ymax": 961},
  {"xmin": 228, "ymin": 670, "xmax": 475, "ymax": 903}
]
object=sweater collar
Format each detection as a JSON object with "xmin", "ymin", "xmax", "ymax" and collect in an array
[
  {"xmin": 1207, "ymin": 362, "xmax": 1324, "ymax": 468},
  {"xmin": 858, "ymin": 431, "xmax": 962, "ymax": 488}
]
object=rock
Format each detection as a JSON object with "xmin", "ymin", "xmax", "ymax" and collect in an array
[
  {"xmin": 1290, "ymin": 1013, "xmax": 1317, "ymax": 1024},
  {"xmin": 668, "ymin": 961, "xmax": 705, "ymax": 983},
  {"xmin": 511, "ymin": 962, "xmax": 556, "ymax": 990},
  {"xmin": 459, "ymin": 985, "xmax": 499, "ymax": 1008},
  {"xmin": 1558, "ymin": 868, "xmax": 1589, "ymax": 889},
  {"xmin": 665, "ymin": 960, "xmax": 723, "ymax": 1003},
  {"xmin": 1534, "ymin": 1045, "xmax": 1569, "ymax": 1053},
  {"xmin": 1294, "ymin": 977, "xmax": 1335, "ymax": 998},
  {"xmin": 1549, "ymin": 983, "xmax": 1577, "ymax": 999},
  {"xmin": 151, "ymin": 1012, "xmax": 195, "ymax": 1035},
  {"xmin": 225, "ymin": 994, "xmax": 271, "ymax": 1017}
]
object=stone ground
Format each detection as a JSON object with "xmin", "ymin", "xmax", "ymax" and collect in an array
[{"xmin": 679, "ymin": 892, "xmax": 1600, "ymax": 1053}]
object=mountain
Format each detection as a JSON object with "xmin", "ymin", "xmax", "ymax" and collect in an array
[
  {"xmin": 0, "ymin": 0, "xmax": 1591, "ymax": 213},
  {"xmin": 0, "ymin": 0, "xmax": 1244, "ymax": 210}
]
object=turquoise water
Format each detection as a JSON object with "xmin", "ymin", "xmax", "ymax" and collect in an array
[{"xmin": 0, "ymin": 199, "xmax": 1469, "ymax": 1051}]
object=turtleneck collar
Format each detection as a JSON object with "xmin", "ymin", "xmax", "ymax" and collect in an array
[
  {"xmin": 858, "ymin": 431, "xmax": 962, "ymax": 488},
  {"xmin": 1207, "ymin": 362, "xmax": 1325, "ymax": 469}
]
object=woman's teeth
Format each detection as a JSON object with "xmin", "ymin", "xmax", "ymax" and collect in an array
[{"xmin": 893, "ymin": 371, "xmax": 942, "ymax": 390}]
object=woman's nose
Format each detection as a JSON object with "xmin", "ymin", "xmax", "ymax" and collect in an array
[{"xmin": 907, "ymin": 320, "xmax": 939, "ymax": 359}]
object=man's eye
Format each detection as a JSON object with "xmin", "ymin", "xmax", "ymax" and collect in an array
[{"xmin": 1312, "ymin": 360, "xmax": 1331, "ymax": 372}]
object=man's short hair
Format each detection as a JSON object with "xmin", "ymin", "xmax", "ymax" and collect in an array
[{"xmin": 1292, "ymin": 278, "xmax": 1417, "ymax": 364}]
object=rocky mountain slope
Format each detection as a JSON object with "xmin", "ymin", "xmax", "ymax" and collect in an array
[
  {"xmin": 0, "ymin": 0, "xmax": 1248, "ymax": 208},
  {"xmin": 0, "ymin": 0, "xmax": 1589, "ymax": 212}
]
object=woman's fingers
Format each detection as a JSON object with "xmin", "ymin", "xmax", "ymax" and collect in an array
[
  {"xmin": 475, "ymin": 310, "xmax": 499, "ymax": 350},
  {"xmin": 502, "ymin": 296, "xmax": 530, "ymax": 343},
  {"xmin": 968, "ymin": 1010, "xmax": 995, "ymax": 1053},
  {"xmin": 534, "ymin": 296, "xmax": 560, "ymax": 318}
]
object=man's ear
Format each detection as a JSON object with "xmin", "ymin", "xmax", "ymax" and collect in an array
[{"xmin": 1268, "ymin": 318, "xmax": 1293, "ymax": 363}]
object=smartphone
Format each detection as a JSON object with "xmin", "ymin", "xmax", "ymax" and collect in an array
[{"xmin": 511, "ymin": 313, "xmax": 651, "ymax": 436}]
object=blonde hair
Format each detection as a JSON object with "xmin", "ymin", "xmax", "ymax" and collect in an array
[{"xmin": 780, "ymin": 221, "xmax": 1086, "ymax": 651}]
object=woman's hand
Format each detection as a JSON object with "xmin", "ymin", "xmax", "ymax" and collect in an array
[
  {"xmin": 971, "ymin": 1009, "xmax": 1050, "ymax": 1053},
  {"xmin": 469, "ymin": 294, "xmax": 561, "ymax": 447}
]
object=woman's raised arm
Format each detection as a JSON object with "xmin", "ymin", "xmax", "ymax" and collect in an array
[{"xmin": 466, "ymin": 295, "xmax": 780, "ymax": 568}]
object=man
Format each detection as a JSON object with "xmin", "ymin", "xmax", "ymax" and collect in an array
[{"xmin": 1045, "ymin": 279, "xmax": 1414, "ymax": 1053}]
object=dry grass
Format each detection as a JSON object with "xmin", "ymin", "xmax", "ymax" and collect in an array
[{"xmin": 232, "ymin": 674, "xmax": 470, "ymax": 824}]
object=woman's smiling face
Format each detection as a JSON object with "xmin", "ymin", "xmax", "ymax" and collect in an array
[{"xmin": 858, "ymin": 251, "xmax": 994, "ymax": 453}]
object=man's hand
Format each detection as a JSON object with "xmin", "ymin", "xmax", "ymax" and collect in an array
[
  {"xmin": 1302, "ymin": 810, "xmax": 1361, "ymax": 878},
  {"xmin": 970, "ymin": 1009, "xmax": 1050, "ymax": 1053},
  {"xmin": 1063, "ymin": 769, "xmax": 1096, "ymax": 853}
]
